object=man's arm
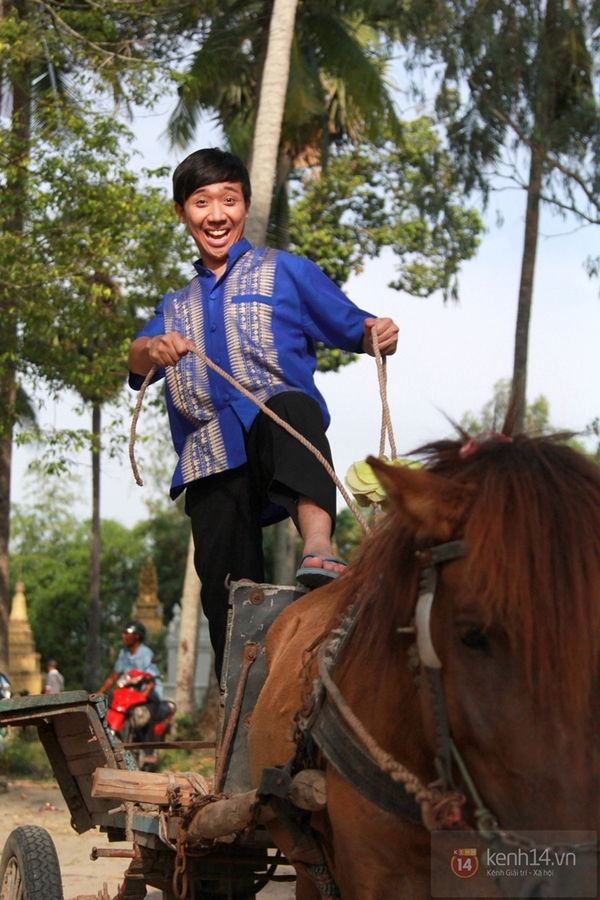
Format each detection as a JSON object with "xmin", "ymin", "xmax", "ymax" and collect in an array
[
  {"xmin": 128, "ymin": 333, "xmax": 195, "ymax": 376},
  {"xmin": 97, "ymin": 670, "xmax": 120, "ymax": 694},
  {"xmin": 361, "ymin": 317, "xmax": 399, "ymax": 357}
]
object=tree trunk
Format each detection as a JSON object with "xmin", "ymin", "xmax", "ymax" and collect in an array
[
  {"xmin": 512, "ymin": 146, "xmax": 543, "ymax": 433},
  {"xmin": 0, "ymin": 9, "xmax": 30, "ymax": 670},
  {"xmin": 270, "ymin": 149, "xmax": 296, "ymax": 584},
  {"xmin": 272, "ymin": 521, "xmax": 289, "ymax": 583},
  {"xmin": 84, "ymin": 402, "xmax": 103, "ymax": 691},
  {"xmin": 175, "ymin": 531, "xmax": 201, "ymax": 717},
  {"xmin": 245, "ymin": 0, "xmax": 299, "ymax": 246},
  {"xmin": 0, "ymin": 424, "xmax": 12, "ymax": 672}
]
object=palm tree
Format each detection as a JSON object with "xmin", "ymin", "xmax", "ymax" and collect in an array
[
  {"xmin": 168, "ymin": 0, "xmax": 401, "ymax": 167},
  {"xmin": 244, "ymin": 0, "xmax": 299, "ymax": 244}
]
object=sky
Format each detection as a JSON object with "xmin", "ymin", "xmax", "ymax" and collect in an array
[{"xmin": 11, "ymin": 88, "xmax": 600, "ymax": 529}]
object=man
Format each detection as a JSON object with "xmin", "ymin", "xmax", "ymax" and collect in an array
[
  {"xmin": 128, "ymin": 148, "xmax": 399, "ymax": 677},
  {"xmin": 98, "ymin": 620, "xmax": 162, "ymax": 699},
  {"xmin": 43, "ymin": 660, "xmax": 64, "ymax": 694}
]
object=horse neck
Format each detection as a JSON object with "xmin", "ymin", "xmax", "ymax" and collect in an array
[{"xmin": 335, "ymin": 627, "xmax": 436, "ymax": 786}]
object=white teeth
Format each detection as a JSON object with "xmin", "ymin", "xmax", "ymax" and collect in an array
[{"xmin": 207, "ymin": 230, "xmax": 227, "ymax": 237}]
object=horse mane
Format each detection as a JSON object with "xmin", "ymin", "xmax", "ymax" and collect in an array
[{"xmin": 329, "ymin": 432, "xmax": 600, "ymax": 720}]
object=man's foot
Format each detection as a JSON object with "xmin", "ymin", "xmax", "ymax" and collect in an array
[{"xmin": 296, "ymin": 554, "xmax": 347, "ymax": 588}]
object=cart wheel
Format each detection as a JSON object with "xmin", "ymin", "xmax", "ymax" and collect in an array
[{"xmin": 0, "ymin": 825, "xmax": 64, "ymax": 900}]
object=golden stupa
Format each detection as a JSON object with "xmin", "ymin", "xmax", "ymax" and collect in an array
[
  {"xmin": 8, "ymin": 579, "xmax": 42, "ymax": 695},
  {"xmin": 131, "ymin": 558, "xmax": 164, "ymax": 636}
]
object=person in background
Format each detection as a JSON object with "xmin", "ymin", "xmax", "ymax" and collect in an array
[
  {"xmin": 97, "ymin": 619, "xmax": 162, "ymax": 699},
  {"xmin": 43, "ymin": 660, "xmax": 64, "ymax": 694}
]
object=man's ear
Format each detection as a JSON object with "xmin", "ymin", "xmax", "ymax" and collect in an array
[
  {"xmin": 366, "ymin": 456, "xmax": 475, "ymax": 542},
  {"xmin": 174, "ymin": 202, "xmax": 186, "ymax": 224},
  {"xmin": 245, "ymin": 199, "xmax": 251, "ymax": 218}
]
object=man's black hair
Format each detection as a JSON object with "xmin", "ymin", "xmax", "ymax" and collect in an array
[{"xmin": 173, "ymin": 148, "xmax": 251, "ymax": 207}]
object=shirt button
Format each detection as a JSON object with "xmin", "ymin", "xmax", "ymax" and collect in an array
[
  {"xmin": 223, "ymin": 393, "xmax": 230, "ymax": 402},
  {"xmin": 215, "ymin": 357, "xmax": 220, "ymax": 364},
  {"xmin": 210, "ymin": 324, "xmax": 216, "ymax": 332}
]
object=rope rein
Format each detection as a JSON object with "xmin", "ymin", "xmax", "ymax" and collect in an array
[
  {"xmin": 316, "ymin": 633, "xmax": 468, "ymax": 831},
  {"xmin": 129, "ymin": 329, "xmax": 397, "ymax": 535},
  {"xmin": 372, "ymin": 329, "xmax": 397, "ymax": 461}
]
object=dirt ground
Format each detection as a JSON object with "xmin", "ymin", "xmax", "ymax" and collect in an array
[{"xmin": 0, "ymin": 780, "xmax": 295, "ymax": 900}]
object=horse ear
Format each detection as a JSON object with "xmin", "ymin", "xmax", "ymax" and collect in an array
[{"xmin": 366, "ymin": 456, "xmax": 475, "ymax": 542}]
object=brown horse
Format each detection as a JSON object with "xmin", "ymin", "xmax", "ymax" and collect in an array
[{"xmin": 247, "ymin": 431, "xmax": 600, "ymax": 899}]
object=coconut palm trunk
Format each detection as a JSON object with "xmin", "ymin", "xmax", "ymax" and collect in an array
[
  {"xmin": 83, "ymin": 402, "xmax": 103, "ymax": 690},
  {"xmin": 175, "ymin": 532, "xmax": 201, "ymax": 717},
  {"xmin": 245, "ymin": 0, "xmax": 299, "ymax": 246}
]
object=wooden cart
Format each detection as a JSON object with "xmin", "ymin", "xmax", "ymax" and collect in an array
[{"xmin": 0, "ymin": 583, "xmax": 310, "ymax": 900}]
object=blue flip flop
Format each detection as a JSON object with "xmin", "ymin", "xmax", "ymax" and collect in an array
[{"xmin": 296, "ymin": 555, "xmax": 347, "ymax": 588}]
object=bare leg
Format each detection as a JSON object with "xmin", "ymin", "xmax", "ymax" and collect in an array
[{"xmin": 297, "ymin": 496, "xmax": 345, "ymax": 573}]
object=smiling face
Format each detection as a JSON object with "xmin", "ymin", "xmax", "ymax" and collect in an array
[{"xmin": 175, "ymin": 181, "xmax": 250, "ymax": 276}]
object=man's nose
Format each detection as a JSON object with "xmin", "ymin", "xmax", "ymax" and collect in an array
[{"xmin": 206, "ymin": 202, "xmax": 227, "ymax": 222}]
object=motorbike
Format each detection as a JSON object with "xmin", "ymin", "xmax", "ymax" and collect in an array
[{"xmin": 106, "ymin": 669, "xmax": 176, "ymax": 771}]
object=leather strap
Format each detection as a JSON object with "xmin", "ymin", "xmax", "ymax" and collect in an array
[{"xmin": 310, "ymin": 695, "xmax": 422, "ymax": 823}]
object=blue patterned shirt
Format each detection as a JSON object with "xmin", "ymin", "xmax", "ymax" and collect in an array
[{"xmin": 130, "ymin": 239, "xmax": 372, "ymax": 499}]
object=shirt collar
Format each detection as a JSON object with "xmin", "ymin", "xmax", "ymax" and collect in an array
[{"xmin": 193, "ymin": 237, "xmax": 253, "ymax": 278}]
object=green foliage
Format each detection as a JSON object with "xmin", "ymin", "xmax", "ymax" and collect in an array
[
  {"xmin": 0, "ymin": 0, "xmax": 182, "ymax": 109},
  {"xmin": 405, "ymin": 0, "xmax": 600, "ymax": 223},
  {"xmin": 1, "ymin": 104, "xmax": 192, "ymax": 417},
  {"xmin": 168, "ymin": 0, "xmax": 402, "ymax": 156},
  {"xmin": 9, "ymin": 477, "xmax": 183, "ymax": 688},
  {"xmin": 133, "ymin": 500, "xmax": 189, "ymax": 623},
  {"xmin": 0, "ymin": 729, "xmax": 53, "ymax": 780},
  {"xmin": 460, "ymin": 378, "xmax": 552, "ymax": 435},
  {"xmin": 289, "ymin": 126, "xmax": 483, "ymax": 302},
  {"xmin": 461, "ymin": 379, "xmax": 596, "ymax": 457},
  {"xmin": 334, "ymin": 506, "xmax": 371, "ymax": 563},
  {"xmin": 156, "ymin": 747, "xmax": 215, "ymax": 778}
]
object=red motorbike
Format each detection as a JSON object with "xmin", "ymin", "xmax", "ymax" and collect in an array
[{"xmin": 106, "ymin": 669, "xmax": 176, "ymax": 769}]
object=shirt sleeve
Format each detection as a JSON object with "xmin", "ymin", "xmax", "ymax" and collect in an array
[
  {"xmin": 114, "ymin": 648, "xmax": 127, "ymax": 673},
  {"xmin": 128, "ymin": 298, "xmax": 167, "ymax": 390},
  {"xmin": 292, "ymin": 259, "xmax": 374, "ymax": 351},
  {"xmin": 138, "ymin": 646, "xmax": 161, "ymax": 680}
]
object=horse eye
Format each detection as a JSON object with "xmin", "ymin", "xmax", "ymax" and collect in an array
[{"xmin": 459, "ymin": 625, "xmax": 492, "ymax": 655}]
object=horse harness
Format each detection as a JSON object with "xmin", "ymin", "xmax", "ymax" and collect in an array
[
  {"xmin": 258, "ymin": 538, "xmax": 598, "ymax": 894},
  {"xmin": 290, "ymin": 538, "xmax": 498, "ymax": 831},
  {"xmin": 257, "ymin": 539, "xmax": 484, "ymax": 895}
]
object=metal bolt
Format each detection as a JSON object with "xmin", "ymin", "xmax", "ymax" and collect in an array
[{"xmin": 249, "ymin": 588, "xmax": 265, "ymax": 605}]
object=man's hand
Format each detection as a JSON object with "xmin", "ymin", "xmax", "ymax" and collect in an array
[
  {"xmin": 142, "ymin": 677, "xmax": 155, "ymax": 698},
  {"xmin": 128, "ymin": 332, "xmax": 196, "ymax": 376},
  {"xmin": 362, "ymin": 317, "xmax": 399, "ymax": 357},
  {"xmin": 148, "ymin": 332, "xmax": 195, "ymax": 367}
]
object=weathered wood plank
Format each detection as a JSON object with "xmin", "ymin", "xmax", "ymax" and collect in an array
[
  {"xmin": 92, "ymin": 768, "xmax": 212, "ymax": 806},
  {"xmin": 37, "ymin": 721, "xmax": 94, "ymax": 834},
  {"xmin": 67, "ymin": 755, "xmax": 108, "ymax": 776},
  {"xmin": 59, "ymin": 737, "xmax": 101, "ymax": 760},
  {"xmin": 76, "ymin": 774, "xmax": 123, "ymax": 813},
  {"xmin": 54, "ymin": 713, "xmax": 94, "ymax": 738}
]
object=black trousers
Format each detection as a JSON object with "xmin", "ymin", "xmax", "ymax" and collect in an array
[{"xmin": 186, "ymin": 391, "xmax": 336, "ymax": 679}]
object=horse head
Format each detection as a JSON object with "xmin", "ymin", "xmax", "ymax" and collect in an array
[
  {"xmin": 249, "ymin": 431, "xmax": 600, "ymax": 900},
  {"xmin": 368, "ymin": 433, "xmax": 600, "ymax": 835}
]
